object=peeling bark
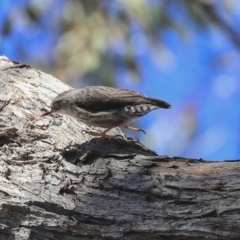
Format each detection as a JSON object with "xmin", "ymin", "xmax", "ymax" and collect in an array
[{"xmin": 0, "ymin": 56, "xmax": 240, "ymax": 240}]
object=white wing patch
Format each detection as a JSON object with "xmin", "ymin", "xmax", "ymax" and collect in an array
[
  {"xmin": 130, "ymin": 106, "xmax": 135, "ymax": 112},
  {"xmin": 124, "ymin": 104, "xmax": 158, "ymax": 116},
  {"xmin": 124, "ymin": 106, "xmax": 133, "ymax": 112},
  {"xmin": 142, "ymin": 105, "xmax": 148, "ymax": 111}
]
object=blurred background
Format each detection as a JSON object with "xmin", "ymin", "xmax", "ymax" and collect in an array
[{"xmin": 1, "ymin": 0, "xmax": 240, "ymax": 160}]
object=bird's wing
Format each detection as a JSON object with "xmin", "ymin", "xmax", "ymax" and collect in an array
[{"xmin": 74, "ymin": 86, "xmax": 171, "ymax": 112}]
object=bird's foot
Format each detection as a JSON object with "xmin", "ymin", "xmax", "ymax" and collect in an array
[{"xmin": 122, "ymin": 124, "xmax": 146, "ymax": 134}]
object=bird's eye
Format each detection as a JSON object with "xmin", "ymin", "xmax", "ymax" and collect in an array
[{"xmin": 53, "ymin": 103, "xmax": 59, "ymax": 109}]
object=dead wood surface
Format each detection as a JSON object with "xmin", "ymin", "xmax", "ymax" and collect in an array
[{"xmin": 0, "ymin": 56, "xmax": 240, "ymax": 240}]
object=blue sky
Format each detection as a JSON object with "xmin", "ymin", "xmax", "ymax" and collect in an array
[{"xmin": 1, "ymin": 0, "xmax": 240, "ymax": 160}]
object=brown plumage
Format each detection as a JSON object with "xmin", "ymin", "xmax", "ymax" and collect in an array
[{"xmin": 41, "ymin": 86, "xmax": 171, "ymax": 138}]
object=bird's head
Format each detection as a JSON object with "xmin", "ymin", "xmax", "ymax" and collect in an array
[
  {"xmin": 41, "ymin": 90, "xmax": 77, "ymax": 117},
  {"xmin": 41, "ymin": 99, "xmax": 62, "ymax": 117}
]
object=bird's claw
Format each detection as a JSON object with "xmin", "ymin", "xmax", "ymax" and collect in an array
[{"xmin": 138, "ymin": 129, "xmax": 146, "ymax": 134}]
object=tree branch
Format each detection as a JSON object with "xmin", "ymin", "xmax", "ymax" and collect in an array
[{"xmin": 0, "ymin": 56, "xmax": 240, "ymax": 239}]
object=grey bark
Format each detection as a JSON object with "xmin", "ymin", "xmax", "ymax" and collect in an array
[{"xmin": 0, "ymin": 56, "xmax": 240, "ymax": 240}]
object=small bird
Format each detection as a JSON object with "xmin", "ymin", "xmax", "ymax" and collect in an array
[{"xmin": 41, "ymin": 86, "xmax": 171, "ymax": 138}]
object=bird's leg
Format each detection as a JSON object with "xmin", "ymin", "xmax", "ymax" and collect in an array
[
  {"xmin": 122, "ymin": 124, "xmax": 146, "ymax": 134},
  {"xmin": 84, "ymin": 127, "xmax": 118, "ymax": 138}
]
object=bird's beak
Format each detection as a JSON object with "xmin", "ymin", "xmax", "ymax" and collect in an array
[{"xmin": 41, "ymin": 110, "xmax": 54, "ymax": 117}]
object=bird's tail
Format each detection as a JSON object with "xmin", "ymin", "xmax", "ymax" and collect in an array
[{"xmin": 148, "ymin": 97, "xmax": 172, "ymax": 109}]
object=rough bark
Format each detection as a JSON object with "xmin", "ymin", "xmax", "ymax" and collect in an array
[{"xmin": 0, "ymin": 56, "xmax": 240, "ymax": 240}]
